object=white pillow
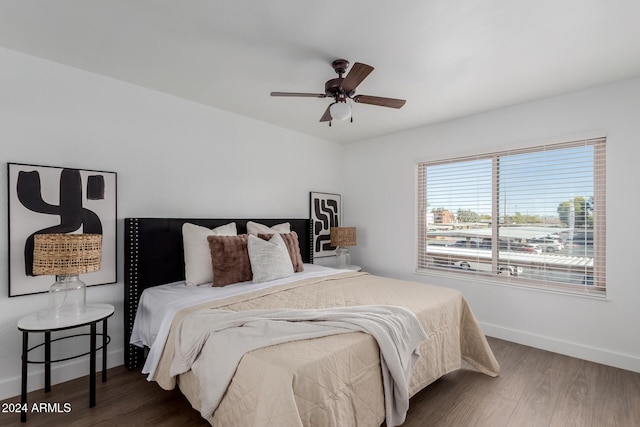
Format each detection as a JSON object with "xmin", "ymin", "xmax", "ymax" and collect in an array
[
  {"xmin": 183, "ymin": 222, "xmax": 237, "ymax": 286},
  {"xmin": 247, "ymin": 234, "xmax": 294, "ymax": 283},
  {"xmin": 246, "ymin": 221, "xmax": 291, "ymax": 235}
]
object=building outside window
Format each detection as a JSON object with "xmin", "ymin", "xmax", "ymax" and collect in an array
[{"xmin": 416, "ymin": 137, "xmax": 606, "ymax": 296}]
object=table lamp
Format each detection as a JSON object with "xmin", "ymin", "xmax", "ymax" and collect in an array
[
  {"xmin": 330, "ymin": 227, "xmax": 357, "ymax": 269},
  {"xmin": 32, "ymin": 233, "xmax": 102, "ymax": 318}
]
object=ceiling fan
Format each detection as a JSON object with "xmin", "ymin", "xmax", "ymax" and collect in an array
[{"xmin": 270, "ymin": 59, "xmax": 406, "ymax": 125}]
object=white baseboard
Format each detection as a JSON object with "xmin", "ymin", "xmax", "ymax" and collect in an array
[
  {"xmin": 481, "ymin": 322, "xmax": 640, "ymax": 373},
  {"xmin": 0, "ymin": 348, "xmax": 124, "ymax": 401}
]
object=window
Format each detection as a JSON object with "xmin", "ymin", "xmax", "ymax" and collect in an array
[{"xmin": 416, "ymin": 138, "xmax": 606, "ymax": 296}]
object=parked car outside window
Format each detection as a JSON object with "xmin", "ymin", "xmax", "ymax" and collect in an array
[
  {"xmin": 452, "ymin": 260, "xmax": 523, "ymax": 276},
  {"xmin": 528, "ymin": 238, "xmax": 564, "ymax": 252},
  {"xmin": 512, "ymin": 243, "xmax": 543, "ymax": 254},
  {"xmin": 453, "ymin": 239, "xmax": 486, "ymax": 249}
]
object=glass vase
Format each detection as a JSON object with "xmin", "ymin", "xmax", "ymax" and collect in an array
[
  {"xmin": 49, "ymin": 275, "xmax": 86, "ymax": 318},
  {"xmin": 336, "ymin": 247, "xmax": 351, "ymax": 269}
]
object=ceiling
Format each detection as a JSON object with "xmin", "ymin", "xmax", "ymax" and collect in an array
[{"xmin": 2, "ymin": 1, "xmax": 640, "ymax": 144}]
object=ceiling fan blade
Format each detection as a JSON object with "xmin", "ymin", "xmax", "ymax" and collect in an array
[
  {"xmin": 341, "ymin": 63, "xmax": 374, "ymax": 93},
  {"xmin": 271, "ymin": 92, "xmax": 326, "ymax": 98},
  {"xmin": 353, "ymin": 95, "xmax": 406, "ymax": 109},
  {"xmin": 319, "ymin": 105, "xmax": 332, "ymax": 122}
]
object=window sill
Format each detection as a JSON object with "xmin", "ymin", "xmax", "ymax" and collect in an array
[{"xmin": 414, "ymin": 268, "xmax": 609, "ymax": 301}]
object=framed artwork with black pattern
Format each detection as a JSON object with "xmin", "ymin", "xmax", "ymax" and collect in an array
[
  {"xmin": 7, "ymin": 163, "xmax": 117, "ymax": 296},
  {"xmin": 309, "ymin": 191, "xmax": 341, "ymax": 258}
]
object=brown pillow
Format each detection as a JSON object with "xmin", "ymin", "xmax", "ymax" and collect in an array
[
  {"xmin": 257, "ymin": 231, "xmax": 304, "ymax": 273},
  {"xmin": 207, "ymin": 234, "xmax": 252, "ymax": 287}
]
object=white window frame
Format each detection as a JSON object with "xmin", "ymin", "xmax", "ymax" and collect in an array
[{"xmin": 416, "ymin": 137, "xmax": 606, "ymax": 297}]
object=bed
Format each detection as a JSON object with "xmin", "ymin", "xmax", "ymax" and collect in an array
[{"xmin": 124, "ymin": 217, "xmax": 500, "ymax": 426}]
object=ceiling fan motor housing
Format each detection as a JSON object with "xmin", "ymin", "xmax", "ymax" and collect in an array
[{"xmin": 325, "ymin": 78, "xmax": 353, "ymax": 98}]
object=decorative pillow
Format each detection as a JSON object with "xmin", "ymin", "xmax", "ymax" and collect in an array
[
  {"xmin": 257, "ymin": 231, "xmax": 304, "ymax": 273},
  {"xmin": 246, "ymin": 221, "xmax": 291, "ymax": 235},
  {"xmin": 183, "ymin": 222, "xmax": 237, "ymax": 286},
  {"xmin": 247, "ymin": 234, "xmax": 294, "ymax": 283},
  {"xmin": 208, "ymin": 235, "xmax": 252, "ymax": 287}
]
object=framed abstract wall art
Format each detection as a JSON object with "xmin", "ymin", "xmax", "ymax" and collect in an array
[
  {"xmin": 309, "ymin": 191, "xmax": 341, "ymax": 258},
  {"xmin": 7, "ymin": 163, "xmax": 117, "ymax": 296}
]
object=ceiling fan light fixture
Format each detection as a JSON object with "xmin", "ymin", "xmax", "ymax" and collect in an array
[{"xmin": 329, "ymin": 101, "xmax": 351, "ymax": 121}]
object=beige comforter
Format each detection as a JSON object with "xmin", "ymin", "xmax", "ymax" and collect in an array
[{"xmin": 153, "ymin": 272, "xmax": 500, "ymax": 426}]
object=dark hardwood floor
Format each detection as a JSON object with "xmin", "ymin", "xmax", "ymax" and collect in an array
[{"xmin": 2, "ymin": 337, "xmax": 639, "ymax": 426}]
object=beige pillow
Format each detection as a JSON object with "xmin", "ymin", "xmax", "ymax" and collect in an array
[
  {"xmin": 246, "ymin": 221, "xmax": 291, "ymax": 235},
  {"xmin": 257, "ymin": 232, "xmax": 304, "ymax": 273},
  {"xmin": 208, "ymin": 235, "xmax": 252, "ymax": 287},
  {"xmin": 247, "ymin": 234, "xmax": 294, "ymax": 283},
  {"xmin": 183, "ymin": 222, "xmax": 236, "ymax": 286}
]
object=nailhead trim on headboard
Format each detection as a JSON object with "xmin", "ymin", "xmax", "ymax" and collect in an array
[
  {"xmin": 309, "ymin": 223, "xmax": 314, "ymax": 264},
  {"xmin": 124, "ymin": 218, "xmax": 143, "ymax": 370}
]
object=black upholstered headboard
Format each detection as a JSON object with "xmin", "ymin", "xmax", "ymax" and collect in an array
[{"xmin": 124, "ymin": 217, "xmax": 312, "ymax": 369}]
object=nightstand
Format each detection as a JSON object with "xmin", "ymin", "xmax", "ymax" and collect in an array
[{"xmin": 17, "ymin": 303, "xmax": 114, "ymax": 422}]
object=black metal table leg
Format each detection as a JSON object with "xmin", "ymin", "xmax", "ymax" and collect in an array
[
  {"xmin": 44, "ymin": 331, "xmax": 51, "ymax": 393},
  {"xmin": 102, "ymin": 318, "xmax": 108, "ymax": 382},
  {"xmin": 90, "ymin": 322, "xmax": 96, "ymax": 408},
  {"xmin": 21, "ymin": 331, "xmax": 28, "ymax": 423}
]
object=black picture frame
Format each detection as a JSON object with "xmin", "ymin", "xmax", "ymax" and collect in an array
[
  {"xmin": 7, "ymin": 163, "xmax": 117, "ymax": 297},
  {"xmin": 310, "ymin": 191, "xmax": 341, "ymax": 258}
]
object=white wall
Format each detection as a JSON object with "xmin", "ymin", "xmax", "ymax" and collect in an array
[
  {"xmin": 342, "ymin": 77, "xmax": 640, "ymax": 373},
  {"xmin": 0, "ymin": 47, "xmax": 342, "ymax": 400}
]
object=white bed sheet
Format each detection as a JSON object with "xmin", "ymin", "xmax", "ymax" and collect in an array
[{"xmin": 130, "ymin": 264, "xmax": 345, "ymax": 379}]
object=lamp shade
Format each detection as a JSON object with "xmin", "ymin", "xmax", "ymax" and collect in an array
[
  {"xmin": 329, "ymin": 102, "xmax": 351, "ymax": 121},
  {"xmin": 32, "ymin": 233, "xmax": 102, "ymax": 276},
  {"xmin": 330, "ymin": 227, "xmax": 357, "ymax": 247}
]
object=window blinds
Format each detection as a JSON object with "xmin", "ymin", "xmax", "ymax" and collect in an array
[{"xmin": 417, "ymin": 137, "xmax": 606, "ymax": 296}]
